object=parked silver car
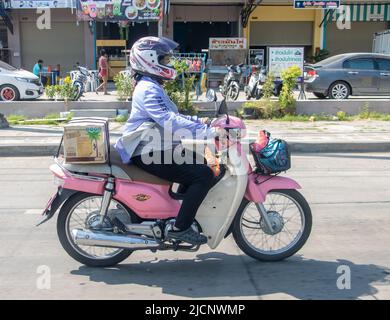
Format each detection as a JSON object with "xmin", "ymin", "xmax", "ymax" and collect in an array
[{"xmin": 305, "ymin": 53, "xmax": 390, "ymax": 99}]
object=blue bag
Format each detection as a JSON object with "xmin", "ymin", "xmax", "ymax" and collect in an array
[{"xmin": 250, "ymin": 137, "xmax": 291, "ymax": 175}]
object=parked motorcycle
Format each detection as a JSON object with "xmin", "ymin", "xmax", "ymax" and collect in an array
[
  {"xmin": 38, "ymin": 101, "xmax": 312, "ymax": 267},
  {"xmin": 244, "ymin": 66, "xmax": 267, "ymax": 100},
  {"xmin": 72, "ymin": 66, "xmax": 95, "ymax": 101},
  {"xmin": 220, "ymin": 64, "xmax": 244, "ymax": 101}
]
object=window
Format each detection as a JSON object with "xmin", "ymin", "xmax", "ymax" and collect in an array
[
  {"xmin": 376, "ymin": 59, "xmax": 390, "ymax": 71},
  {"xmin": 343, "ymin": 59, "xmax": 376, "ymax": 70}
]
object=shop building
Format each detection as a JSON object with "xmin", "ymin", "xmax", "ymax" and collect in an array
[
  {"xmin": 164, "ymin": 0, "xmax": 244, "ymax": 53},
  {"xmin": 4, "ymin": 0, "xmax": 163, "ymax": 75},
  {"xmin": 246, "ymin": 1, "xmax": 324, "ymax": 64},
  {"xmin": 324, "ymin": 2, "xmax": 390, "ymax": 56},
  {"xmin": 6, "ymin": 6, "xmax": 95, "ymax": 74},
  {"xmin": 246, "ymin": 1, "xmax": 390, "ymax": 64}
]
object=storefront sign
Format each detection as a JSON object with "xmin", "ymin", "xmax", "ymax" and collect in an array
[
  {"xmin": 294, "ymin": 1, "xmax": 340, "ymax": 9},
  {"xmin": 9, "ymin": 0, "xmax": 75, "ymax": 8},
  {"xmin": 76, "ymin": 0, "xmax": 162, "ymax": 22},
  {"xmin": 209, "ymin": 38, "xmax": 247, "ymax": 50},
  {"xmin": 268, "ymin": 47, "xmax": 304, "ymax": 78},
  {"xmin": 327, "ymin": 4, "xmax": 390, "ymax": 22}
]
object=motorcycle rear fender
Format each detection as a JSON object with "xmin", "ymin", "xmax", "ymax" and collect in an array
[
  {"xmin": 36, "ymin": 188, "xmax": 78, "ymax": 226},
  {"xmin": 36, "ymin": 163, "xmax": 106, "ymax": 226}
]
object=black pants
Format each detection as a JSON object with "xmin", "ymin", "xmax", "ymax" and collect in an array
[{"xmin": 131, "ymin": 150, "xmax": 215, "ymax": 230}]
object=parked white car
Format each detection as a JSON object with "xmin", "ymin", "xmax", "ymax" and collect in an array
[{"xmin": 0, "ymin": 60, "xmax": 43, "ymax": 101}]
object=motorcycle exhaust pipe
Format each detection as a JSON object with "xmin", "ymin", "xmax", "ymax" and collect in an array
[{"xmin": 72, "ymin": 229, "xmax": 160, "ymax": 250}]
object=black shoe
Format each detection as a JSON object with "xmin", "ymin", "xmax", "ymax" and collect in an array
[{"xmin": 167, "ymin": 227, "xmax": 208, "ymax": 245}]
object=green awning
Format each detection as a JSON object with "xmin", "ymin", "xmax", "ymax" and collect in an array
[{"xmin": 327, "ymin": 4, "xmax": 390, "ymax": 22}]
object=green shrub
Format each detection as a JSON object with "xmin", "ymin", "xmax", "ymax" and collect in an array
[
  {"xmin": 358, "ymin": 103, "xmax": 371, "ymax": 119},
  {"xmin": 279, "ymin": 65, "xmax": 301, "ymax": 114},
  {"xmin": 115, "ymin": 114, "xmax": 129, "ymax": 123},
  {"xmin": 114, "ymin": 73, "xmax": 134, "ymax": 101},
  {"xmin": 241, "ymin": 99, "xmax": 283, "ymax": 119},
  {"xmin": 45, "ymin": 85, "xmax": 57, "ymax": 99},
  {"xmin": 164, "ymin": 59, "xmax": 198, "ymax": 115},
  {"xmin": 262, "ymin": 73, "xmax": 275, "ymax": 99},
  {"xmin": 336, "ymin": 111, "xmax": 347, "ymax": 121},
  {"xmin": 58, "ymin": 76, "xmax": 77, "ymax": 102},
  {"xmin": 45, "ymin": 113, "xmax": 61, "ymax": 119}
]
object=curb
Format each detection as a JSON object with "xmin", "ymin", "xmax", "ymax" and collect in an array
[{"xmin": 1, "ymin": 141, "xmax": 390, "ymax": 157}]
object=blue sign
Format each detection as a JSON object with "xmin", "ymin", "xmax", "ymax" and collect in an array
[{"xmin": 294, "ymin": 1, "xmax": 340, "ymax": 9}]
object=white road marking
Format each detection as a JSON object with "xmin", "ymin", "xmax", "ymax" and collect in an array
[{"xmin": 24, "ymin": 209, "xmax": 43, "ymax": 215}]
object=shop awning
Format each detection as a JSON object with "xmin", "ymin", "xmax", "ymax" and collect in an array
[{"xmin": 327, "ymin": 3, "xmax": 390, "ymax": 22}]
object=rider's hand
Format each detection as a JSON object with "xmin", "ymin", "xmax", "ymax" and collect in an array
[{"xmin": 200, "ymin": 117, "xmax": 210, "ymax": 125}]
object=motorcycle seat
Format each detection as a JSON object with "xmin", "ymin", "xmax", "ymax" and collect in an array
[{"xmin": 62, "ymin": 146, "xmax": 171, "ymax": 186}]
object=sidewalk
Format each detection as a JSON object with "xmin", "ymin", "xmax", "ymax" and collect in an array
[{"xmin": 1, "ymin": 120, "xmax": 390, "ymax": 156}]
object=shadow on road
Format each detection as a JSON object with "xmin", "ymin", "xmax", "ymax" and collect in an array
[{"xmin": 71, "ymin": 252, "xmax": 390, "ymax": 299}]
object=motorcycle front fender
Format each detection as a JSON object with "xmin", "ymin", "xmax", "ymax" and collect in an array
[{"xmin": 245, "ymin": 173, "xmax": 301, "ymax": 203}]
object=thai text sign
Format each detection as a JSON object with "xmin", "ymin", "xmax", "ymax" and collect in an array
[
  {"xmin": 9, "ymin": 0, "xmax": 74, "ymax": 8},
  {"xmin": 269, "ymin": 47, "xmax": 304, "ymax": 78},
  {"xmin": 209, "ymin": 38, "xmax": 247, "ymax": 50},
  {"xmin": 294, "ymin": 1, "xmax": 340, "ymax": 9}
]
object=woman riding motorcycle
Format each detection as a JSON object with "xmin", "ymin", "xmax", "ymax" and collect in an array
[{"xmin": 115, "ymin": 37, "xmax": 221, "ymax": 245}]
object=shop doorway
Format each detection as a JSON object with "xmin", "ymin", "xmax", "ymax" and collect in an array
[
  {"xmin": 174, "ymin": 22, "xmax": 238, "ymax": 53},
  {"xmin": 96, "ymin": 21, "xmax": 158, "ymax": 48},
  {"xmin": 0, "ymin": 20, "xmax": 9, "ymax": 63}
]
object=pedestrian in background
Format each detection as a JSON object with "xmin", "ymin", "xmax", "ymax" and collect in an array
[
  {"xmin": 96, "ymin": 49, "xmax": 111, "ymax": 95},
  {"xmin": 33, "ymin": 59, "xmax": 47, "ymax": 86}
]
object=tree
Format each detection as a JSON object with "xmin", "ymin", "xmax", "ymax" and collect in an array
[{"xmin": 86, "ymin": 127, "xmax": 102, "ymax": 158}]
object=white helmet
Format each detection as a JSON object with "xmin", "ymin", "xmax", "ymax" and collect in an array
[{"xmin": 130, "ymin": 36, "xmax": 178, "ymax": 80}]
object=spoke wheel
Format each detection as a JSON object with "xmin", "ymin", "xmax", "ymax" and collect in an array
[
  {"xmin": 57, "ymin": 192, "xmax": 134, "ymax": 267},
  {"xmin": 232, "ymin": 189, "xmax": 312, "ymax": 261}
]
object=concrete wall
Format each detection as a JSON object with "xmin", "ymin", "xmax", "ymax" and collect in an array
[
  {"xmin": 2, "ymin": 99, "xmax": 390, "ymax": 119},
  {"xmin": 0, "ymin": 101, "xmax": 130, "ymax": 118}
]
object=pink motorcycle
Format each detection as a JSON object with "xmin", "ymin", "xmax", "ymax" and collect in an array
[{"xmin": 38, "ymin": 103, "xmax": 312, "ymax": 267}]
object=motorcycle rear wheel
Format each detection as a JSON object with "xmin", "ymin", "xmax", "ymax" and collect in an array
[
  {"xmin": 57, "ymin": 192, "xmax": 134, "ymax": 267},
  {"xmin": 232, "ymin": 189, "xmax": 312, "ymax": 261}
]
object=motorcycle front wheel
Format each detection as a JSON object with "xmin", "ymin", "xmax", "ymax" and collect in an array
[
  {"xmin": 255, "ymin": 87, "xmax": 263, "ymax": 100},
  {"xmin": 227, "ymin": 82, "xmax": 240, "ymax": 101},
  {"xmin": 232, "ymin": 189, "xmax": 312, "ymax": 261},
  {"xmin": 72, "ymin": 82, "xmax": 83, "ymax": 101}
]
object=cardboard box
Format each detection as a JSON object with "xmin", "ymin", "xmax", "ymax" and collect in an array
[{"xmin": 63, "ymin": 118, "xmax": 109, "ymax": 164}]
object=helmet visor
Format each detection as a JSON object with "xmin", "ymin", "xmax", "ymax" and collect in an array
[{"xmin": 136, "ymin": 37, "xmax": 179, "ymax": 56}]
